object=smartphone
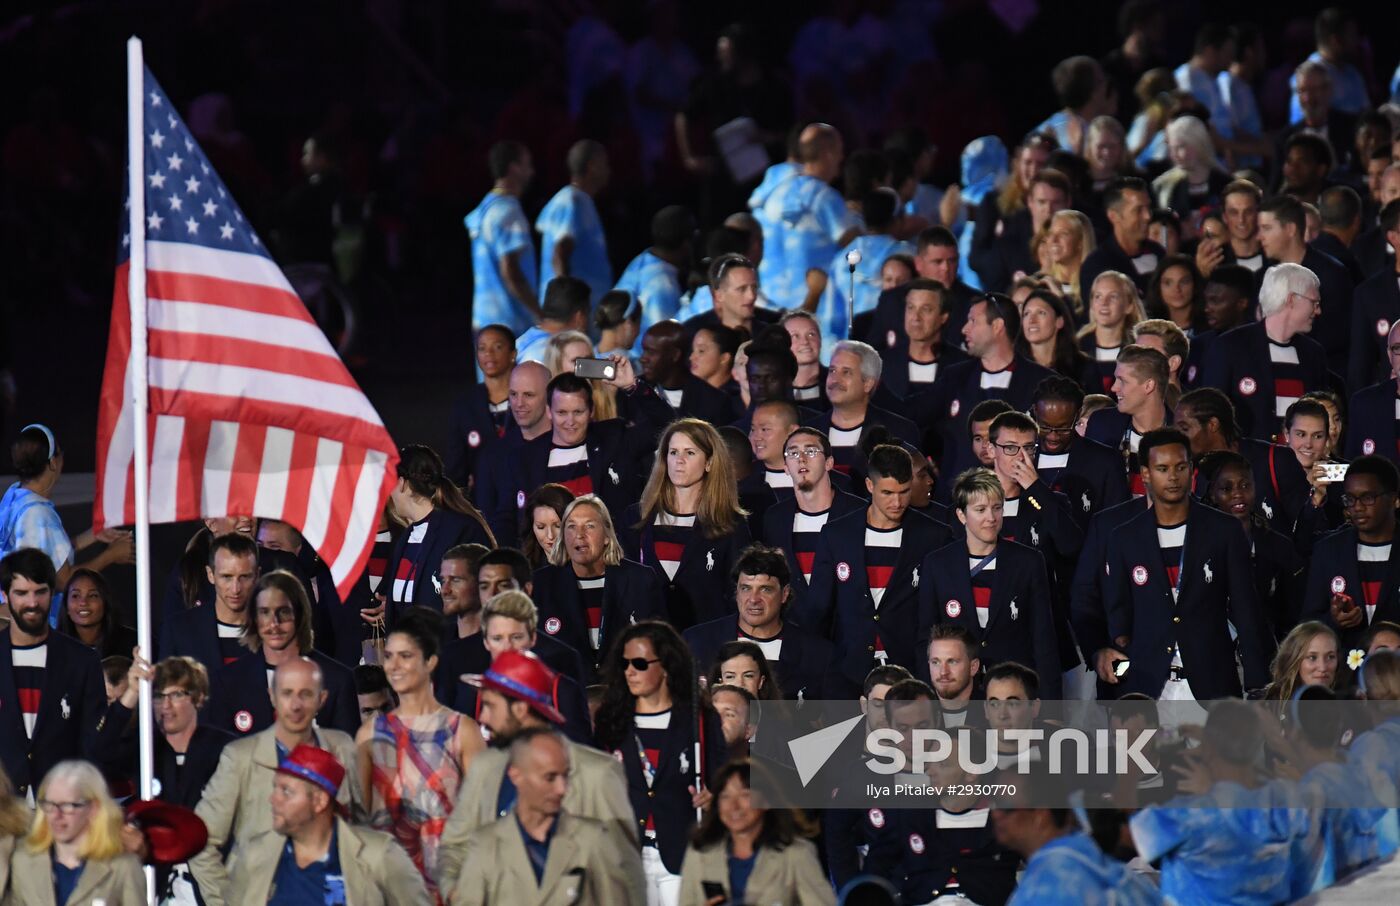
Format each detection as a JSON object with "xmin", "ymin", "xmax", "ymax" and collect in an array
[
  {"xmin": 573, "ymin": 357, "xmax": 616, "ymax": 381},
  {"xmin": 701, "ymin": 881, "xmax": 727, "ymax": 902},
  {"xmin": 1319, "ymin": 462, "xmax": 1349, "ymax": 483},
  {"xmin": 1114, "ymin": 659, "xmax": 1131, "ymax": 678}
]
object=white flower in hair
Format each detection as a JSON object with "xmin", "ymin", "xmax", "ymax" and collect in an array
[{"xmin": 1348, "ymin": 649, "xmax": 1366, "ymax": 671}]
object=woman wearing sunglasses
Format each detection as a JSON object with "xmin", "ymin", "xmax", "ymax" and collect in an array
[
  {"xmin": 594, "ymin": 621, "xmax": 727, "ymax": 906},
  {"xmin": 10, "ymin": 760, "xmax": 146, "ymax": 904}
]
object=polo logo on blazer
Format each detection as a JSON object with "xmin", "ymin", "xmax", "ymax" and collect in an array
[
  {"xmin": 1132, "ymin": 565, "xmax": 1149, "ymax": 586},
  {"xmin": 1203, "ymin": 562, "xmax": 1213, "ymax": 584},
  {"xmin": 1082, "ymin": 492, "xmax": 1091, "ymax": 513},
  {"xmin": 60, "ymin": 696, "xmax": 70, "ymax": 720},
  {"xmin": 1010, "ymin": 600, "xmax": 1019, "ymax": 621},
  {"xmin": 911, "ymin": 567, "xmax": 920, "ymax": 588},
  {"xmin": 1030, "ymin": 525, "xmax": 1040, "ymax": 547},
  {"xmin": 608, "ymin": 466, "xmax": 620, "ymax": 485},
  {"xmin": 705, "ymin": 551, "xmax": 715, "ymax": 571},
  {"xmin": 1261, "ymin": 500, "xmax": 1274, "ymax": 519}
]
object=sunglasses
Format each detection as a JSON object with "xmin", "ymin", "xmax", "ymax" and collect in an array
[{"xmin": 621, "ymin": 656, "xmax": 661, "ymax": 672}]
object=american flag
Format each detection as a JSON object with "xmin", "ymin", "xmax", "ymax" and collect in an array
[{"xmin": 95, "ymin": 66, "xmax": 399, "ymax": 599}]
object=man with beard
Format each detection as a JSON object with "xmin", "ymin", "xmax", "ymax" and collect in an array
[
  {"xmin": 436, "ymin": 651, "xmax": 634, "ymax": 896},
  {"xmin": 439, "ymin": 544, "xmax": 490, "ymax": 642},
  {"xmin": 813, "ymin": 340, "xmax": 920, "ymax": 479},
  {"xmin": 0, "ymin": 548, "xmax": 106, "ymax": 799},
  {"xmin": 925, "ymin": 624, "xmax": 983, "ymax": 729}
]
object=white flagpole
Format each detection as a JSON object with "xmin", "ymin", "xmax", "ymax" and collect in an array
[{"xmin": 126, "ymin": 37, "xmax": 157, "ymax": 903}]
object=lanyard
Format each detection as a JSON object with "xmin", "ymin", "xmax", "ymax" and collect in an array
[
  {"xmin": 1169, "ymin": 528, "xmax": 1187, "ymax": 599},
  {"xmin": 633, "ymin": 734, "xmax": 656, "ymax": 791},
  {"xmin": 969, "ymin": 549, "xmax": 997, "ymax": 579}
]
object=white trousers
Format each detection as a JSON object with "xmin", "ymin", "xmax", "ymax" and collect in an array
[{"xmin": 642, "ymin": 844, "xmax": 681, "ymax": 906}]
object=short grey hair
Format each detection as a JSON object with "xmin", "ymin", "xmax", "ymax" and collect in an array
[
  {"xmin": 1259, "ymin": 263, "xmax": 1320, "ymax": 318},
  {"xmin": 1295, "ymin": 59, "xmax": 1332, "ymax": 85},
  {"xmin": 508, "ymin": 726, "xmax": 569, "ymax": 768},
  {"xmin": 831, "ymin": 340, "xmax": 883, "ymax": 382}
]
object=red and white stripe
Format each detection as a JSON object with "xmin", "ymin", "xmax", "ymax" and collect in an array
[{"xmin": 95, "ymin": 241, "xmax": 398, "ymax": 599}]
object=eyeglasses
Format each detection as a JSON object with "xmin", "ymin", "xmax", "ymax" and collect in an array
[
  {"xmin": 784, "ymin": 447, "xmax": 826, "ymax": 460},
  {"xmin": 1035, "ymin": 423, "xmax": 1075, "ymax": 437},
  {"xmin": 256, "ymin": 607, "xmax": 295, "ymax": 625},
  {"xmin": 1290, "ymin": 292, "xmax": 1322, "ymax": 308},
  {"xmin": 994, "ymin": 442, "xmax": 1039, "ymax": 456},
  {"xmin": 621, "ymin": 657, "xmax": 661, "ymax": 672},
  {"xmin": 153, "ymin": 689, "xmax": 193, "ymax": 703},
  {"xmin": 1343, "ymin": 491, "xmax": 1392, "ymax": 508},
  {"xmin": 1388, "ymin": 344, "xmax": 1400, "ymax": 356},
  {"xmin": 38, "ymin": 799, "xmax": 90, "ymax": 816}
]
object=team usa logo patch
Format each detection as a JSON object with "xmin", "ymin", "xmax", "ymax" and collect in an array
[
  {"xmin": 836, "ymin": 562, "xmax": 851, "ymax": 582},
  {"xmin": 1132, "ymin": 565, "xmax": 1149, "ymax": 586},
  {"xmin": 467, "ymin": 430, "xmax": 481, "ymax": 448},
  {"xmin": 516, "ymin": 490, "xmax": 526, "ymax": 509},
  {"xmin": 950, "ymin": 399, "xmax": 960, "ymax": 417},
  {"xmin": 1379, "ymin": 319, "xmax": 1391, "ymax": 337},
  {"xmin": 868, "ymin": 808, "xmax": 885, "ymax": 828},
  {"xmin": 1364, "ymin": 439, "xmax": 1376, "ymax": 455},
  {"xmin": 886, "ymin": 330, "xmax": 897, "ymax": 348},
  {"xmin": 234, "ymin": 710, "xmax": 253, "ymax": 733},
  {"xmin": 1331, "ymin": 576, "xmax": 1347, "ymax": 595},
  {"xmin": 1238, "ymin": 377, "xmax": 1257, "ymax": 396},
  {"xmin": 543, "ymin": 617, "xmax": 562, "ymax": 635},
  {"xmin": 945, "ymin": 599, "xmax": 962, "ymax": 618},
  {"xmin": 909, "ymin": 833, "xmax": 926, "ymax": 854}
]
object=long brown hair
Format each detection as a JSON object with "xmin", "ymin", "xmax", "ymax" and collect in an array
[
  {"xmin": 636, "ymin": 419, "xmax": 745, "ymax": 537},
  {"xmin": 396, "ymin": 444, "xmax": 496, "ymax": 545},
  {"xmin": 690, "ymin": 759, "xmax": 816, "ymax": 850},
  {"xmin": 997, "ymin": 132, "xmax": 1056, "ymax": 216}
]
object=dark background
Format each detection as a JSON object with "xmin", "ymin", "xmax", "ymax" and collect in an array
[{"xmin": 0, "ymin": 0, "xmax": 1393, "ymax": 475}]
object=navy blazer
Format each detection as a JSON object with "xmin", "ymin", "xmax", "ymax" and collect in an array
[
  {"xmin": 160, "ymin": 541, "xmax": 309, "ymax": 626},
  {"xmin": 802, "ymin": 508, "xmax": 952, "ymax": 694},
  {"xmin": 446, "ymin": 382, "xmax": 509, "ymax": 487},
  {"xmin": 1038, "ymin": 437, "xmax": 1131, "ymax": 526},
  {"xmin": 970, "ymin": 196, "xmax": 1034, "ymax": 292},
  {"xmin": 621, "ymin": 505, "xmax": 752, "ymax": 630},
  {"xmin": 206, "ymin": 649, "xmax": 359, "ymax": 737},
  {"xmin": 917, "ymin": 540, "xmax": 1062, "ymax": 698},
  {"xmin": 293, "ymin": 542, "xmax": 371, "ymax": 669},
  {"xmin": 475, "ymin": 429, "xmax": 542, "ymax": 545},
  {"xmin": 912, "ymin": 356, "xmax": 1056, "ymax": 435},
  {"xmin": 1069, "ymin": 499, "xmax": 1151, "ymax": 666},
  {"xmin": 435, "ymin": 631, "xmax": 587, "ymax": 710},
  {"xmin": 1345, "ymin": 380, "xmax": 1400, "ymax": 466},
  {"xmin": 666, "ymin": 375, "xmax": 744, "ymax": 427},
  {"xmin": 1079, "ymin": 235, "xmax": 1166, "ymax": 295},
  {"xmin": 383, "ymin": 507, "xmax": 494, "ymax": 622},
  {"xmin": 0, "ymin": 631, "xmax": 107, "ymax": 796},
  {"xmin": 1302, "ymin": 525, "xmax": 1400, "ymax": 652},
  {"xmin": 759, "ymin": 490, "xmax": 867, "ymax": 613},
  {"xmin": 158, "ymin": 599, "xmax": 230, "ymax": 683},
  {"xmin": 1287, "ymin": 246, "xmax": 1356, "ymax": 376},
  {"xmin": 864, "ymin": 280, "xmax": 979, "ymax": 354},
  {"xmin": 1200, "ymin": 321, "xmax": 1328, "ymax": 441},
  {"xmin": 1103, "ymin": 502, "xmax": 1273, "ymax": 699},
  {"xmin": 96, "ymin": 703, "xmax": 234, "ymax": 808},
  {"xmin": 531, "ymin": 559, "xmax": 667, "ymax": 679},
  {"xmin": 682, "ymin": 614, "xmax": 834, "ymax": 701},
  {"xmin": 874, "ymin": 341, "xmax": 971, "ymax": 407},
  {"xmin": 1348, "ymin": 270, "xmax": 1400, "ymax": 392},
  {"xmin": 1353, "ymin": 226, "xmax": 1395, "ymax": 281}
]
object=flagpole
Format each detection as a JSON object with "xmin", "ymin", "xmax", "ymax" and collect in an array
[{"xmin": 126, "ymin": 29, "xmax": 157, "ymax": 859}]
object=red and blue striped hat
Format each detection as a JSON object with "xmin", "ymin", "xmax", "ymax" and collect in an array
[
  {"xmin": 463, "ymin": 649, "xmax": 566, "ymax": 725},
  {"xmin": 275, "ymin": 744, "xmax": 345, "ymax": 799}
]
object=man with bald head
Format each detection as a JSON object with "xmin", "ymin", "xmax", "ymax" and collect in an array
[
  {"xmin": 477, "ymin": 361, "xmax": 553, "ymax": 542},
  {"xmin": 639, "ymin": 321, "xmax": 742, "ymax": 426},
  {"xmin": 191, "ymin": 657, "xmax": 364, "ymax": 906},
  {"xmin": 753, "ymin": 123, "xmax": 861, "ymax": 312},
  {"xmin": 447, "ymin": 727, "xmax": 644, "ymax": 905}
]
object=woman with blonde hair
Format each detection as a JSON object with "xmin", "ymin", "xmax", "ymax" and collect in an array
[
  {"xmin": 1258, "ymin": 621, "xmax": 1339, "ymax": 716},
  {"xmin": 1044, "ymin": 210, "xmax": 1096, "ymax": 317},
  {"xmin": 1151, "ymin": 115, "xmax": 1231, "ymax": 235},
  {"xmin": 10, "ymin": 760, "xmax": 145, "ymax": 904},
  {"xmin": 0, "ymin": 761, "xmax": 29, "ymax": 898},
  {"xmin": 1077, "ymin": 270, "xmax": 1145, "ymax": 393},
  {"xmin": 624, "ymin": 418, "xmax": 751, "ymax": 629},
  {"xmin": 532, "ymin": 493, "xmax": 666, "ymax": 674},
  {"xmin": 544, "ymin": 329, "xmax": 617, "ymax": 421}
]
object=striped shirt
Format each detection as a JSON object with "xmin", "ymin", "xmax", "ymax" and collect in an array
[
  {"xmin": 970, "ymin": 554, "xmax": 997, "ymax": 630},
  {"xmin": 634, "ymin": 709, "xmax": 673, "ymax": 838},
  {"xmin": 763, "ymin": 469, "xmax": 794, "ymax": 490},
  {"xmin": 792, "ymin": 509, "xmax": 830, "ymax": 583},
  {"xmin": 11, "ymin": 643, "xmax": 45, "ymax": 738},
  {"xmin": 867, "ymin": 525, "xmax": 902, "ymax": 661},
  {"xmin": 391, "ymin": 519, "xmax": 429, "ymax": 603},
  {"xmin": 217, "ymin": 621, "xmax": 244, "ymax": 666},
  {"xmin": 828, "ymin": 423, "xmax": 864, "ymax": 475},
  {"xmin": 652, "ymin": 512, "xmax": 696, "ymax": 581},
  {"xmin": 577, "ymin": 575, "xmax": 606, "ymax": 649},
  {"xmin": 1092, "ymin": 345, "xmax": 1121, "ymax": 392},
  {"xmin": 1269, "ymin": 342, "xmax": 1304, "ymax": 419},
  {"xmin": 1358, "ymin": 542, "xmax": 1391, "ymax": 623},
  {"xmin": 547, "ymin": 444, "xmax": 593, "ymax": 497},
  {"xmin": 367, "ymin": 529, "xmax": 393, "ymax": 596}
]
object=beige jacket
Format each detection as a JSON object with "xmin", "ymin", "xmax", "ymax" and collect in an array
[
  {"xmin": 678, "ymin": 838, "xmax": 835, "ymax": 906},
  {"xmin": 447, "ymin": 811, "xmax": 643, "ymax": 906},
  {"xmin": 189, "ymin": 727, "xmax": 362, "ymax": 906},
  {"xmin": 436, "ymin": 740, "xmax": 635, "ymax": 894},
  {"xmin": 223, "ymin": 816, "xmax": 430, "ymax": 906},
  {"xmin": 6, "ymin": 847, "xmax": 146, "ymax": 905}
]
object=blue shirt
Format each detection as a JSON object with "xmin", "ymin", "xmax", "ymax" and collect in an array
[
  {"xmin": 1218, "ymin": 71, "xmax": 1263, "ymax": 169},
  {"xmin": 516, "ymin": 325, "xmax": 555, "ymax": 365},
  {"xmin": 817, "ymin": 234, "xmax": 912, "ymax": 354},
  {"xmin": 52, "ymin": 857, "xmax": 83, "ymax": 906},
  {"xmin": 1034, "ymin": 110, "xmax": 1090, "ymax": 156},
  {"xmin": 269, "ymin": 824, "xmax": 345, "ymax": 906},
  {"xmin": 1008, "ymin": 833, "xmax": 1162, "ymax": 906},
  {"xmin": 536, "ymin": 185, "xmax": 611, "ymax": 304},
  {"xmin": 1175, "ymin": 63, "xmax": 1233, "ymax": 139},
  {"xmin": 0, "ymin": 483, "xmax": 73, "ymax": 627},
  {"xmin": 754, "ymin": 173, "xmax": 858, "ymax": 310},
  {"xmin": 465, "ymin": 190, "xmax": 538, "ymax": 335},
  {"xmin": 1290, "ymin": 52, "xmax": 1371, "ymax": 122},
  {"xmin": 1301, "ymin": 760, "xmax": 1399, "ymax": 877},
  {"xmin": 496, "ymin": 773, "xmax": 518, "ymax": 819},
  {"xmin": 727, "ymin": 849, "xmax": 757, "ymax": 903},
  {"xmin": 517, "ymin": 814, "xmax": 559, "ymax": 885},
  {"xmin": 614, "ymin": 250, "xmax": 682, "ymax": 354}
]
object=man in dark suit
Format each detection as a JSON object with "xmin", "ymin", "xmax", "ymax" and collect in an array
[
  {"xmin": 1346, "ymin": 320, "xmax": 1400, "ymax": 468},
  {"xmin": 1201, "ymin": 263, "xmax": 1329, "ymax": 442},
  {"xmin": 1348, "ymin": 200, "xmax": 1400, "ymax": 390},
  {"xmin": 874, "ymin": 278, "xmax": 970, "ymax": 408},
  {"xmin": 865, "ymin": 226, "xmax": 978, "ymax": 350},
  {"xmin": 638, "ymin": 320, "xmax": 742, "ymax": 427},
  {"xmin": 159, "ymin": 532, "xmax": 261, "ymax": 682},
  {"xmin": 0, "ymin": 549, "xmax": 107, "ymax": 798},
  {"xmin": 1079, "ymin": 177, "xmax": 1165, "ymax": 295},
  {"xmin": 802, "ymin": 445, "xmax": 952, "ymax": 696},
  {"xmin": 760, "ymin": 427, "xmax": 866, "ymax": 613},
  {"xmin": 1100, "ymin": 429, "xmax": 1273, "ymax": 701},
  {"xmin": 1353, "ymin": 164, "xmax": 1400, "ymax": 278},
  {"xmin": 1302, "ymin": 456, "xmax": 1400, "ymax": 652},
  {"xmin": 918, "ymin": 468, "xmax": 1062, "ymax": 698},
  {"xmin": 811, "ymin": 340, "xmax": 920, "ymax": 480},
  {"xmin": 1085, "ymin": 345, "xmax": 1174, "ymax": 498},
  {"xmin": 683, "ymin": 544, "xmax": 833, "ymax": 702},
  {"xmin": 1256, "ymin": 194, "xmax": 1354, "ymax": 376},
  {"xmin": 475, "ymin": 361, "xmax": 554, "ymax": 544},
  {"xmin": 256, "ymin": 518, "xmax": 368, "ymax": 669},
  {"xmin": 1274, "ymin": 60, "xmax": 1357, "ymax": 190},
  {"xmin": 1313, "ymin": 185, "xmax": 1366, "ymax": 284},
  {"xmin": 1031, "ymin": 375, "xmax": 1129, "ymax": 523}
]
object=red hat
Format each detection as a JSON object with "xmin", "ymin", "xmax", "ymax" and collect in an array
[
  {"xmin": 464, "ymin": 649, "xmax": 565, "ymax": 725},
  {"xmin": 275, "ymin": 744, "xmax": 346, "ymax": 800},
  {"xmin": 125, "ymin": 801, "xmax": 208, "ymax": 865}
]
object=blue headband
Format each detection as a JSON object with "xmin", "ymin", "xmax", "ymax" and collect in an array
[{"xmin": 21, "ymin": 424, "xmax": 56, "ymax": 461}]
